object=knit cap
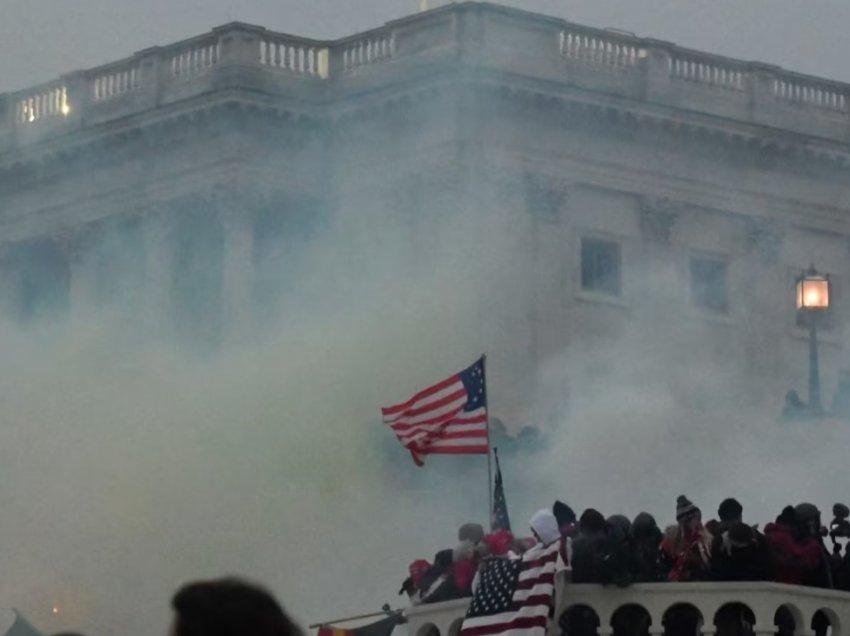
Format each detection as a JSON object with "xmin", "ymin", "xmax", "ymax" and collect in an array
[{"xmin": 676, "ymin": 495, "xmax": 700, "ymax": 521}]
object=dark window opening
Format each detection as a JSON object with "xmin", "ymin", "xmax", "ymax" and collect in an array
[
  {"xmin": 690, "ymin": 257, "xmax": 728, "ymax": 313},
  {"xmin": 581, "ymin": 238, "xmax": 621, "ymax": 297}
]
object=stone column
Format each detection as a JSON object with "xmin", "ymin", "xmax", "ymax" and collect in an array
[
  {"xmin": 219, "ymin": 204, "xmax": 255, "ymax": 343},
  {"xmin": 742, "ymin": 217, "xmax": 787, "ymax": 406},
  {"xmin": 525, "ymin": 171, "xmax": 571, "ymax": 362},
  {"xmin": 55, "ymin": 227, "xmax": 94, "ymax": 327},
  {"xmin": 636, "ymin": 195, "xmax": 681, "ymax": 378},
  {"xmin": 638, "ymin": 195, "xmax": 681, "ymax": 304},
  {"xmin": 0, "ymin": 245, "xmax": 19, "ymax": 320},
  {"xmin": 142, "ymin": 211, "xmax": 175, "ymax": 336}
]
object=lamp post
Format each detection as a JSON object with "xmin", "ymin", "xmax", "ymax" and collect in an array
[{"xmin": 796, "ymin": 265, "xmax": 830, "ymax": 415}]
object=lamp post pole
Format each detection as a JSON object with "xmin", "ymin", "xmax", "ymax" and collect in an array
[
  {"xmin": 808, "ymin": 310, "xmax": 823, "ymax": 415},
  {"xmin": 796, "ymin": 264, "xmax": 829, "ymax": 417}
]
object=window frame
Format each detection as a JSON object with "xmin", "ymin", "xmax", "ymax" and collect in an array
[{"xmin": 688, "ymin": 253, "xmax": 730, "ymax": 315}]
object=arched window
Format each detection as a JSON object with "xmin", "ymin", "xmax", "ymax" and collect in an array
[
  {"xmin": 714, "ymin": 603, "xmax": 755, "ymax": 636},
  {"xmin": 611, "ymin": 604, "xmax": 651, "ymax": 636},
  {"xmin": 560, "ymin": 604, "xmax": 600, "ymax": 636},
  {"xmin": 662, "ymin": 603, "xmax": 702, "ymax": 636}
]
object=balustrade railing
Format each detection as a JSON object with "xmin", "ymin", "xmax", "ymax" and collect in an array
[
  {"xmin": 669, "ymin": 53, "xmax": 745, "ymax": 91},
  {"xmin": 93, "ymin": 65, "xmax": 140, "ymax": 102},
  {"xmin": 405, "ymin": 580, "xmax": 850, "ymax": 636},
  {"xmin": 773, "ymin": 76, "xmax": 847, "ymax": 111},
  {"xmin": 169, "ymin": 36, "xmax": 220, "ymax": 78},
  {"xmin": 259, "ymin": 34, "xmax": 328, "ymax": 78},
  {"xmin": 559, "ymin": 28, "xmax": 645, "ymax": 69},
  {"xmin": 14, "ymin": 83, "xmax": 70, "ymax": 124},
  {"xmin": 340, "ymin": 29, "xmax": 394, "ymax": 73},
  {"xmin": 3, "ymin": 5, "xmax": 850, "ymax": 145}
]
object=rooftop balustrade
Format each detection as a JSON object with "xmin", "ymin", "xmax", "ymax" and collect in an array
[
  {"xmin": 2, "ymin": 1, "xmax": 850, "ymax": 154},
  {"xmin": 405, "ymin": 575, "xmax": 850, "ymax": 636}
]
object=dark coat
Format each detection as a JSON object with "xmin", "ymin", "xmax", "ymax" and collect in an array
[
  {"xmin": 571, "ymin": 532, "xmax": 608, "ymax": 584},
  {"xmin": 710, "ymin": 530, "xmax": 773, "ymax": 581}
]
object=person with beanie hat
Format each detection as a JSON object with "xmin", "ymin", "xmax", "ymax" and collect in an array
[
  {"xmin": 660, "ymin": 495, "xmax": 712, "ymax": 582},
  {"xmin": 553, "ymin": 500, "xmax": 577, "ymax": 528}
]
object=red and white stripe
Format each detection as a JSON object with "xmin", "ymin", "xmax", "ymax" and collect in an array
[
  {"xmin": 382, "ymin": 371, "xmax": 488, "ymax": 466},
  {"xmin": 460, "ymin": 541, "xmax": 560, "ymax": 636}
]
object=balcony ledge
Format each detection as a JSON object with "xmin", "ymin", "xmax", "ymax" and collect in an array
[{"xmin": 404, "ymin": 579, "xmax": 850, "ymax": 636}]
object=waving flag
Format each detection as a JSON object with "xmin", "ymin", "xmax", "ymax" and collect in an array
[
  {"xmin": 382, "ymin": 357, "xmax": 488, "ymax": 466},
  {"xmin": 459, "ymin": 541, "xmax": 560, "ymax": 636}
]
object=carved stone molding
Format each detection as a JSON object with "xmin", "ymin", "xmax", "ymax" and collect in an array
[
  {"xmin": 745, "ymin": 216, "xmax": 785, "ymax": 263},
  {"xmin": 524, "ymin": 172, "xmax": 569, "ymax": 223},
  {"xmin": 638, "ymin": 196, "xmax": 681, "ymax": 244}
]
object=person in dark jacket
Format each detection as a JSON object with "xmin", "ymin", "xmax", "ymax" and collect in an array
[
  {"xmin": 710, "ymin": 521, "xmax": 773, "ymax": 581},
  {"xmin": 707, "ymin": 498, "xmax": 744, "ymax": 536},
  {"xmin": 632, "ymin": 512, "xmax": 663, "ymax": 582},
  {"xmin": 602, "ymin": 514, "xmax": 640, "ymax": 587},
  {"xmin": 571, "ymin": 508, "xmax": 608, "ymax": 583},
  {"xmin": 416, "ymin": 549, "xmax": 463, "ymax": 604}
]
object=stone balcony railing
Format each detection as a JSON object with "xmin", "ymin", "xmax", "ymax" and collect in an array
[
  {"xmin": 405, "ymin": 575, "xmax": 850, "ymax": 636},
  {"xmin": 2, "ymin": 1, "xmax": 850, "ymax": 154}
]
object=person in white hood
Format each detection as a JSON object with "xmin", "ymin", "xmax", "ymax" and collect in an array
[{"xmin": 530, "ymin": 508, "xmax": 562, "ymax": 546}]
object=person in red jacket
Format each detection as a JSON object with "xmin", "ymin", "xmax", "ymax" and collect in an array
[{"xmin": 764, "ymin": 506, "xmax": 823, "ymax": 585}]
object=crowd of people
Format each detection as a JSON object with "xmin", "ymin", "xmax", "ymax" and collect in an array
[{"xmin": 400, "ymin": 496, "xmax": 850, "ymax": 605}]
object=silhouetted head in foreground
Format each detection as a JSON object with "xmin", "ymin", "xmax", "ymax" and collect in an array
[{"xmin": 170, "ymin": 577, "xmax": 302, "ymax": 636}]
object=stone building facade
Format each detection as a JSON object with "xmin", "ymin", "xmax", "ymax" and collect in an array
[{"xmin": 1, "ymin": 2, "xmax": 849, "ymax": 421}]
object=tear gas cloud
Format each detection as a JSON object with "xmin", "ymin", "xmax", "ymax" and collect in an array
[
  {"xmin": 2, "ymin": 128, "xmax": 847, "ymax": 635},
  {"xmin": 1, "ymin": 7, "xmax": 850, "ymax": 636}
]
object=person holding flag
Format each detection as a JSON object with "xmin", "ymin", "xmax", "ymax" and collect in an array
[{"xmin": 459, "ymin": 509, "xmax": 563, "ymax": 636}]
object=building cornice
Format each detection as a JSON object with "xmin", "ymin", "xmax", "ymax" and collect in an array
[{"xmin": 2, "ymin": 2, "xmax": 850, "ymax": 163}]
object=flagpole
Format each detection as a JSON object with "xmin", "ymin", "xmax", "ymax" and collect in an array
[
  {"xmin": 308, "ymin": 609, "xmax": 403, "ymax": 629},
  {"xmin": 482, "ymin": 354, "xmax": 493, "ymax": 524}
]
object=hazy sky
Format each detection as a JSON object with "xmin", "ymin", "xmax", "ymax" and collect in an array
[{"xmin": 2, "ymin": 0, "xmax": 850, "ymax": 93}]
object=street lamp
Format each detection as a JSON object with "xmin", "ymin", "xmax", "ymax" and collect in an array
[{"xmin": 796, "ymin": 264, "xmax": 830, "ymax": 415}]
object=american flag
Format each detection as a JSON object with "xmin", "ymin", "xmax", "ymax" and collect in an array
[
  {"xmin": 491, "ymin": 448, "xmax": 511, "ymax": 532},
  {"xmin": 382, "ymin": 357, "xmax": 488, "ymax": 466},
  {"xmin": 459, "ymin": 541, "xmax": 560, "ymax": 636}
]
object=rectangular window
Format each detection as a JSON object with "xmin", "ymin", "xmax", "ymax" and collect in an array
[
  {"xmin": 581, "ymin": 238, "xmax": 621, "ymax": 296},
  {"xmin": 690, "ymin": 256, "xmax": 728, "ymax": 313}
]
